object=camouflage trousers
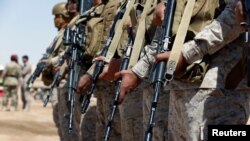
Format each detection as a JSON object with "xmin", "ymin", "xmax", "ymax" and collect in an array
[
  {"xmin": 50, "ymin": 89, "xmax": 62, "ymax": 140},
  {"xmin": 143, "ymin": 85, "xmax": 169, "ymax": 141},
  {"xmin": 144, "ymin": 86, "xmax": 250, "ymax": 141},
  {"xmin": 119, "ymin": 85, "xmax": 143, "ymax": 141},
  {"xmin": 80, "ymin": 94, "xmax": 97, "ymax": 141},
  {"xmin": 57, "ymin": 86, "xmax": 81, "ymax": 141},
  {"xmin": 95, "ymin": 81, "xmax": 121, "ymax": 141},
  {"xmin": 56, "ymin": 85, "xmax": 97, "ymax": 141},
  {"xmin": 2, "ymin": 85, "xmax": 18, "ymax": 111},
  {"xmin": 21, "ymin": 86, "xmax": 31, "ymax": 111},
  {"xmin": 95, "ymin": 80, "xmax": 143, "ymax": 141}
]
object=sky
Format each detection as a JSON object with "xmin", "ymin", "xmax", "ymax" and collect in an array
[{"xmin": 0, "ymin": 0, "xmax": 64, "ymax": 66}]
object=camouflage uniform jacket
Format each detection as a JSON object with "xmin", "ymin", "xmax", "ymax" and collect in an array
[
  {"xmin": 132, "ymin": 0, "xmax": 247, "ymax": 89},
  {"xmin": 2, "ymin": 61, "xmax": 22, "ymax": 86}
]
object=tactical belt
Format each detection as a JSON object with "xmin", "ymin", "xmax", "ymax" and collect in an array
[{"xmin": 6, "ymin": 75, "xmax": 18, "ymax": 78}]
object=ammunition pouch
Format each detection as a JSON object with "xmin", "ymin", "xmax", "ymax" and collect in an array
[{"xmin": 176, "ymin": 55, "xmax": 210, "ymax": 83}]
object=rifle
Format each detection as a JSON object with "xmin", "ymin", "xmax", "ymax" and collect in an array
[
  {"xmin": 80, "ymin": 1, "xmax": 129, "ymax": 114},
  {"xmin": 145, "ymin": 0, "xmax": 175, "ymax": 141},
  {"xmin": 242, "ymin": 0, "xmax": 250, "ymax": 86},
  {"xmin": 64, "ymin": 0, "xmax": 89, "ymax": 133},
  {"xmin": 26, "ymin": 42, "xmax": 56, "ymax": 88},
  {"xmin": 43, "ymin": 56, "xmax": 65, "ymax": 107},
  {"xmin": 104, "ymin": 28, "xmax": 134, "ymax": 141}
]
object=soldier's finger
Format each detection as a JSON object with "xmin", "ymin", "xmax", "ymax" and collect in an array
[
  {"xmin": 114, "ymin": 71, "xmax": 122, "ymax": 80},
  {"xmin": 99, "ymin": 65, "xmax": 108, "ymax": 79},
  {"xmin": 93, "ymin": 56, "xmax": 105, "ymax": 62},
  {"xmin": 155, "ymin": 51, "xmax": 170, "ymax": 62}
]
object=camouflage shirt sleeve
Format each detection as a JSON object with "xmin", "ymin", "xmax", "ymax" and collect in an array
[
  {"xmin": 132, "ymin": 27, "xmax": 162, "ymax": 79},
  {"xmin": 182, "ymin": 0, "xmax": 244, "ymax": 64}
]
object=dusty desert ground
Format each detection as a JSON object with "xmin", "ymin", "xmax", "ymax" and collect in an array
[{"xmin": 0, "ymin": 100, "xmax": 59, "ymax": 141}]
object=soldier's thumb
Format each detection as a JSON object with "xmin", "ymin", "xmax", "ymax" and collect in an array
[{"xmin": 114, "ymin": 72, "xmax": 122, "ymax": 80}]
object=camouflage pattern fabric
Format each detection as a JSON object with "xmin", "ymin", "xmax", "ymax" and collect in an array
[
  {"xmin": 95, "ymin": 80, "xmax": 122, "ymax": 141},
  {"xmin": 167, "ymin": 88, "xmax": 250, "ymax": 141},
  {"xmin": 2, "ymin": 86, "xmax": 18, "ymax": 111},
  {"xmin": 119, "ymin": 85, "xmax": 143, "ymax": 141},
  {"xmin": 2, "ymin": 61, "xmax": 21, "ymax": 111}
]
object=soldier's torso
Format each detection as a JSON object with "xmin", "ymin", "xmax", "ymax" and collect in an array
[
  {"xmin": 22, "ymin": 63, "xmax": 32, "ymax": 81},
  {"xmin": 3, "ymin": 62, "xmax": 21, "ymax": 86},
  {"xmin": 173, "ymin": 0, "xmax": 218, "ymax": 36}
]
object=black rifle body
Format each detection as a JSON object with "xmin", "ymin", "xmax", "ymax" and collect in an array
[
  {"xmin": 26, "ymin": 41, "xmax": 56, "ymax": 87},
  {"xmin": 104, "ymin": 28, "xmax": 134, "ymax": 141},
  {"xmin": 144, "ymin": 0, "xmax": 175, "ymax": 141},
  {"xmin": 65, "ymin": 0, "xmax": 89, "ymax": 132}
]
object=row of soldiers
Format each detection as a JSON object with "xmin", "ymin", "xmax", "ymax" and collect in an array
[{"xmin": 29, "ymin": 0, "xmax": 250, "ymax": 141}]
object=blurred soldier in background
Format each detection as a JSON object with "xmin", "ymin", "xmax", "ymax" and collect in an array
[
  {"xmin": 0, "ymin": 65, "xmax": 4, "ymax": 110},
  {"xmin": 21, "ymin": 55, "xmax": 32, "ymax": 111},
  {"xmin": 2, "ymin": 54, "xmax": 21, "ymax": 111}
]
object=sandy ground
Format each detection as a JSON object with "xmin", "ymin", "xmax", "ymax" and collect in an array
[{"xmin": 0, "ymin": 100, "xmax": 59, "ymax": 141}]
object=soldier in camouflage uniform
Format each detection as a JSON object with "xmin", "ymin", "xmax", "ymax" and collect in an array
[
  {"xmin": 0, "ymin": 65, "xmax": 4, "ymax": 110},
  {"xmin": 78, "ymin": 0, "xmax": 162, "ymax": 140},
  {"xmin": 21, "ymin": 55, "xmax": 32, "ymax": 111},
  {"xmin": 41, "ymin": 2, "xmax": 74, "ymax": 141},
  {"xmin": 42, "ymin": 0, "xmax": 112, "ymax": 141},
  {"xmin": 2, "ymin": 54, "xmax": 22, "ymax": 111},
  {"xmin": 78, "ymin": 0, "xmax": 123, "ymax": 140},
  {"xmin": 118, "ymin": 0, "xmax": 250, "ymax": 141}
]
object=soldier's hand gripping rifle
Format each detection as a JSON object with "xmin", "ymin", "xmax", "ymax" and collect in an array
[
  {"xmin": 80, "ymin": 1, "xmax": 129, "ymax": 114},
  {"xmin": 43, "ymin": 56, "xmax": 66, "ymax": 107},
  {"xmin": 104, "ymin": 28, "xmax": 134, "ymax": 141},
  {"xmin": 26, "ymin": 42, "xmax": 57, "ymax": 88},
  {"xmin": 64, "ymin": 0, "xmax": 89, "ymax": 132},
  {"xmin": 145, "ymin": 0, "xmax": 175, "ymax": 141},
  {"xmin": 242, "ymin": 0, "xmax": 250, "ymax": 86}
]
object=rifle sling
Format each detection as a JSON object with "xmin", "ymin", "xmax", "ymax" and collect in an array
[
  {"xmin": 165, "ymin": 0, "xmax": 196, "ymax": 78},
  {"xmin": 104, "ymin": 0, "xmax": 136, "ymax": 63},
  {"xmin": 128, "ymin": 0, "xmax": 156, "ymax": 68}
]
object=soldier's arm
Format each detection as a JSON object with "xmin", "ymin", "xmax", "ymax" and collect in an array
[
  {"xmin": 182, "ymin": 0, "xmax": 245, "ymax": 64},
  {"xmin": 131, "ymin": 27, "xmax": 162, "ymax": 79},
  {"xmin": 131, "ymin": 3, "xmax": 166, "ymax": 79},
  {"xmin": 154, "ymin": 0, "xmax": 246, "ymax": 74}
]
